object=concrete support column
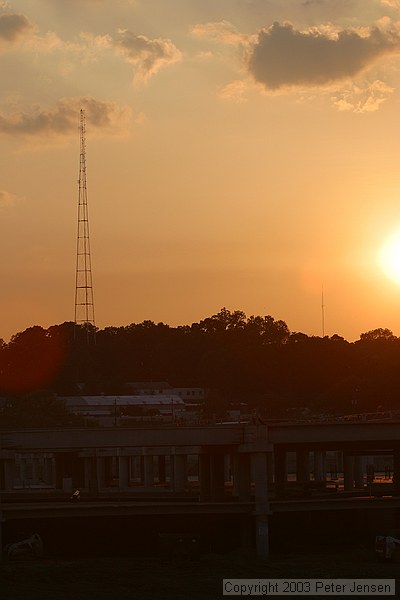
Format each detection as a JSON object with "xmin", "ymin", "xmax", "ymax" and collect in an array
[
  {"xmin": 143, "ymin": 456, "xmax": 154, "ymax": 488},
  {"xmin": 20, "ymin": 459, "xmax": 27, "ymax": 487},
  {"xmin": 254, "ymin": 453, "xmax": 269, "ymax": 513},
  {"xmin": 3, "ymin": 460, "xmax": 14, "ymax": 490},
  {"xmin": 51, "ymin": 458, "xmax": 56, "ymax": 487},
  {"xmin": 199, "ymin": 454, "xmax": 211, "ymax": 502},
  {"xmin": 274, "ymin": 449, "xmax": 286, "ymax": 499},
  {"xmin": 130, "ymin": 456, "xmax": 141, "ymax": 482},
  {"xmin": 119, "ymin": 456, "xmax": 130, "ymax": 491},
  {"xmin": 354, "ymin": 456, "xmax": 364, "ymax": 489},
  {"xmin": 343, "ymin": 455, "xmax": 354, "ymax": 492},
  {"xmin": 96, "ymin": 457, "xmax": 105, "ymax": 491},
  {"xmin": 158, "ymin": 456, "xmax": 166, "ymax": 484},
  {"xmin": 139, "ymin": 456, "xmax": 145, "ymax": 484},
  {"xmin": 232, "ymin": 453, "xmax": 251, "ymax": 501},
  {"xmin": 44, "ymin": 457, "xmax": 54, "ymax": 486},
  {"xmin": 31, "ymin": 457, "xmax": 39, "ymax": 484},
  {"xmin": 240, "ymin": 516, "xmax": 253, "ymax": 550},
  {"xmin": 0, "ymin": 510, "xmax": 3, "ymax": 563},
  {"xmin": 104, "ymin": 457, "xmax": 114, "ymax": 487},
  {"xmin": 224, "ymin": 454, "xmax": 232, "ymax": 483},
  {"xmin": 253, "ymin": 452, "xmax": 269, "ymax": 560},
  {"xmin": 267, "ymin": 453, "xmax": 274, "ymax": 488},
  {"xmin": 210, "ymin": 453, "xmax": 225, "ymax": 501},
  {"xmin": 313, "ymin": 451, "xmax": 326, "ymax": 482},
  {"xmin": 84, "ymin": 458, "xmax": 92, "ymax": 491},
  {"xmin": 393, "ymin": 450, "xmax": 400, "ymax": 495},
  {"xmin": 296, "ymin": 450, "xmax": 310, "ymax": 483},
  {"xmin": 172, "ymin": 454, "xmax": 187, "ymax": 493}
]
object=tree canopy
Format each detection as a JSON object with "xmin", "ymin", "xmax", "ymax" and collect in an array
[{"xmin": 0, "ymin": 309, "xmax": 399, "ymax": 423}]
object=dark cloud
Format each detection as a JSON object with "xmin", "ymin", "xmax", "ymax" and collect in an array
[
  {"xmin": 113, "ymin": 30, "xmax": 182, "ymax": 84},
  {"xmin": 0, "ymin": 13, "xmax": 32, "ymax": 43},
  {"xmin": 0, "ymin": 97, "xmax": 131, "ymax": 137},
  {"xmin": 248, "ymin": 22, "xmax": 400, "ymax": 89}
]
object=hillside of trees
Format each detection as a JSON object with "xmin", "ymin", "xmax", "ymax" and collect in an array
[{"xmin": 1, "ymin": 308, "xmax": 400, "ymax": 425}]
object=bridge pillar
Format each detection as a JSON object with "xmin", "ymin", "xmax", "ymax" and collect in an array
[
  {"xmin": 343, "ymin": 455, "xmax": 354, "ymax": 491},
  {"xmin": 96, "ymin": 457, "xmax": 106, "ymax": 491},
  {"xmin": 143, "ymin": 455, "xmax": 154, "ymax": 488},
  {"xmin": 2, "ymin": 459, "xmax": 14, "ymax": 491},
  {"xmin": 118, "ymin": 456, "xmax": 130, "ymax": 491},
  {"xmin": 253, "ymin": 452, "xmax": 269, "ymax": 560},
  {"xmin": 313, "ymin": 451, "xmax": 326, "ymax": 482},
  {"xmin": 31, "ymin": 457, "xmax": 39, "ymax": 484},
  {"xmin": 393, "ymin": 450, "xmax": 400, "ymax": 495},
  {"xmin": 104, "ymin": 457, "xmax": 115, "ymax": 488},
  {"xmin": 44, "ymin": 457, "xmax": 54, "ymax": 487},
  {"xmin": 240, "ymin": 515, "xmax": 253, "ymax": 550},
  {"xmin": 224, "ymin": 454, "xmax": 232, "ymax": 482},
  {"xmin": 172, "ymin": 454, "xmax": 187, "ymax": 492},
  {"xmin": 84, "ymin": 458, "xmax": 90, "ymax": 491},
  {"xmin": 139, "ymin": 456, "xmax": 145, "ymax": 484},
  {"xmin": 199, "ymin": 454, "xmax": 211, "ymax": 502},
  {"xmin": 354, "ymin": 456, "xmax": 364, "ymax": 489},
  {"xmin": 129, "ymin": 456, "xmax": 141, "ymax": 483},
  {"xmin": 210, "ymin": 453, "xmax": 225, "ymax": 501},
  {"xmin": 199, "ymin": 452, "xmax": 225, "ymax": 501},
  {"xmin": 84, "ymin": 457, "xmax": 99, "ymax": 495},
  {"xmin": 232, "ymin": 453, "xmax": 251, "ymax": 501},
  {"xmin": 267, "ymin": 452, "xmax": 274, "ymax": 487},
  {"xmin": 274, "ymin": 449, "xmax": 286, "ymax": 499},
  {"xmin": 0, "ymin": 510, "xmax": 2, "ymax": 563},
  {"xmin": 296, "ymin": 450, "xmax": 310, "ymax": 484},
  {"xmin": 158, "ymin": 455, "xmax": 166, "ymax": 484}
]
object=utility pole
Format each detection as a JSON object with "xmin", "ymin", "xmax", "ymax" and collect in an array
[{"xmin": 74, "ymin": 109, "xmax": 96, "ymax": 343}]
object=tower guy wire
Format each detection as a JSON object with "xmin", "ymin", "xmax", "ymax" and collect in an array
[{"xmin": 74, "ymin": 109, "xmax": 96, "ymax": 343}]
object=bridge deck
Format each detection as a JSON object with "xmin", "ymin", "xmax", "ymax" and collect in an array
[{"xmin": 2, "ymin": 495, "xmax": 400, "ymax": 521}]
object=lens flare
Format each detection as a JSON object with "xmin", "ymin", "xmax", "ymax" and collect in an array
[{"xmin": 379, "ymin": 229, "xmax": 400, "ymax": 284}]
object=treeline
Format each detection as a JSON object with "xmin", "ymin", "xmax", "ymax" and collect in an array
[{"xmin": 1, "ymin": 308, "xmax": 400, "ymax": 423}]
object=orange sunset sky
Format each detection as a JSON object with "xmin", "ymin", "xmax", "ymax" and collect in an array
[{"xmin": 2, "ymin": 0, "xmax": 400, "ymax": 341}]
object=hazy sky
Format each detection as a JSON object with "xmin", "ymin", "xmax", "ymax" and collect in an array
[{"xmin": 2, "ymin": 0, "xmax": 400, "ymax": 341}]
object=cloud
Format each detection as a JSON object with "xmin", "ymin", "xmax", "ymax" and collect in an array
[
  {"xmin": 381, "ymin": 0, "xmax": 400, "ymax": 8},
  {"xmin": 0, "ymin": 12, "xmax": 33, "ymax": 44},
  {"xmin": 247, "ymin": 22, "xmax": 400, "ymax": 90},
  {"xmin": 0, "ymin": 97, "xmax": 132, "ymax": 138},
  {"xmin": 218, "ymin": 80, "xmax": 248, "ymax": 103},
  {"xmin": 331, "ymin": 79, "xmax": 394, "ymax": 112},
  {"xmin": 113, "ymin": 30, "xmax": 182, "ymax": 84},
  {"xmin": 0, "ymin": 15, "xmax": 181, "ymax": 85},
  {"xmin": 39, "ymin": 0, "xmax": 136, "ymax": 4},
  {"xmin": 192, "ymin": 21, "xmax": 251, "ymax": 46},
  {"xmin": 0, "ymin": 189, "xmax": 18, "ymax": 206}
]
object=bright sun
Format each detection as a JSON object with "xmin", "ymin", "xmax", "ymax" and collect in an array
[{"xmin": 379, "ymin": 229, "xmax": 400, "ymax": 284}]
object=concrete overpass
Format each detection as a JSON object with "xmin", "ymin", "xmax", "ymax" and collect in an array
[{"xmin": 1, "ymin": 421, "xmax": 400, "ymax": 559}]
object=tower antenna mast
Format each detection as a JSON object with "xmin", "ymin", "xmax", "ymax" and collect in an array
[
  {"xmin": 321, "ymin": 285, "xmax": 325, "ymax": 338},
  {"xmin": 74, "ymin": 109, "xmax": 95, "ymax": 342}
]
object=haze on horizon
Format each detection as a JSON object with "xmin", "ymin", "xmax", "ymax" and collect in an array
[{"xmin": 1, "ymin": 0, "xmax": 400, "ymax": 343}]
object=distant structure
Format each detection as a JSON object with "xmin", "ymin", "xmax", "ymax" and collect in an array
[
  {"xmin": 321, "ymin": 285, "xmax": 325, "ymax": 337},
  {"xmin": 74, "ymin": 109, "xmax": 96, "ymax": 342}
]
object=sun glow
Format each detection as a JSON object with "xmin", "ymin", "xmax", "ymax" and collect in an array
[{"xmin": 379, "ymin": 229, "xmax": 400, "ymax": 284}]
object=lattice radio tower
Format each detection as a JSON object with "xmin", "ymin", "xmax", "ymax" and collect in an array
[{"xmin": 74, "ymin": 109, "xmax": 96, "ymax": 342}]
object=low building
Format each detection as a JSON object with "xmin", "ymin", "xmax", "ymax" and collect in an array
[
  {"xmin": 60, "ymin": 395, "xmax": 187, "ymax": 426},
  {"xmin": 125, "ymin": 382, "xmax": 206, "ymax": 401}
]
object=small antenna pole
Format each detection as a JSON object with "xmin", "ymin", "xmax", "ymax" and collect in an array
[{"xmin": 321, "ymin": 286, "xmax": 325, "ymax": 337}]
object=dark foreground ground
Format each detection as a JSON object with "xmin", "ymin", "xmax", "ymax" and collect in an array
[{"xmin": 1, "ymin": 547, "xmax": 398, "ymax": 600}]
